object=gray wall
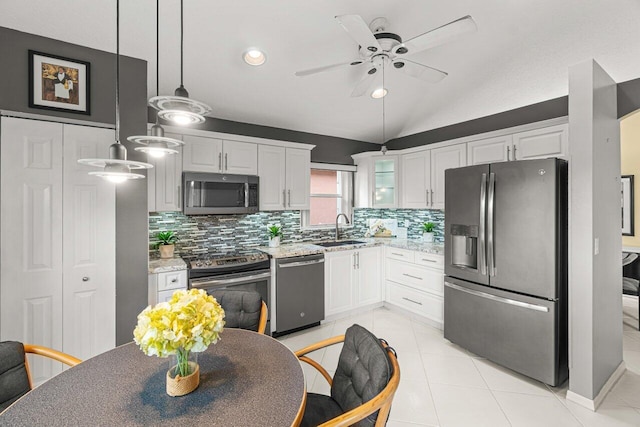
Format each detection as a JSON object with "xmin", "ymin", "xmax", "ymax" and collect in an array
[
  {"xmin": 0, "ymin": 26, "xmax": 149, "ymax": 346},
  {"xmin": 149, "ymin": 108, "xmax": 379, "ymax": 165},
  {"xmin": 568, "ymin": 59, "xmax": 622, "ymax": 401}
]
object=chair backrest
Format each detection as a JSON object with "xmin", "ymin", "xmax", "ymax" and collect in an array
[
  {"xmin": 210, "ymin": 289, "xmax": 266, "ymax": 334},
  {"xmin": 0, "ymin": 342, "xmax": 31, "ymax": 413},
  {"xmin": 330, "ymin": 324, "xmax": 395, "ymax": 427}
]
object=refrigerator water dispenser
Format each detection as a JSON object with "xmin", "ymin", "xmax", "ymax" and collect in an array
[{"xmin": 450, "ymin": 224, "xmax": 478, "ymax": 270}]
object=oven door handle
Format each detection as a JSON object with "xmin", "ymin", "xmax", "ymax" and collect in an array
[{"xmin": 190, "ymin": 271, "xmax": 272, "ymax": 288}]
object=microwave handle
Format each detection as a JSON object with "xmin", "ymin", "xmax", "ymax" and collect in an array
[{"xmin": 245, "ymin": 182, "xmax": 249, "ymax": 207}]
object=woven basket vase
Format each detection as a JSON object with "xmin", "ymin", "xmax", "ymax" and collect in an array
[{"xmin": 166, "ymin": 362, "xmax": 200, "ymax": 397}]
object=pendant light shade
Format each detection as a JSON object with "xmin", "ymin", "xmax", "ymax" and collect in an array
[
  {"xmin": 129, "ymin": 0, "xmax": 185, "ymax": 157},
  {"xmin": 149, "ymin": 0, "xmax": 211, "ymax": 125},
  {"xmin": 78, "ymin": 0, "xmax": 152, "ymax": 182}
]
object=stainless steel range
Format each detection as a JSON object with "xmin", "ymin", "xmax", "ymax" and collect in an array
[{"xmin": 188, "ymin": 252, "xmax": 271, "ymax": 334}]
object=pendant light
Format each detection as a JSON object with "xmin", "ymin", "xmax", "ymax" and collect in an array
[
  {"xmin": 78, "ymin": 0, "xmax": 153, "ymax": 183},
  {"xmin": 148, "ymin": 0, "xmax": 211, "ymax": 125},
  {"xmin": 127, "ymin": 0, "xmax": 184, "ymax": 158}
]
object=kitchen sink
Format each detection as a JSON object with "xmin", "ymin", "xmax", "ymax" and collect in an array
[{"xmin": 314, "ymin": 240, "xmax": 366, "ymax": 248}]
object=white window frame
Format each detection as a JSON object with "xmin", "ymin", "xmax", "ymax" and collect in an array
[{"xmin": 301, "ymin": 163, "xmax": 356, "ymax": 230}]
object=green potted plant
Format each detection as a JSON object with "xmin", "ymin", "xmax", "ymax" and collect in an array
[
  {"xmin": 421, "ymin": 222, "xmax": 436, "ymax": 243},
  {"xmin": 267, "ymin": 223, "xmax": 283, "ymax": 248},
  {"xmin": 155, "ymin": 231, "xmax": 178, "ymax": 258}
]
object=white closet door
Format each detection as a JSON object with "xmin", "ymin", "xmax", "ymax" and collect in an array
[
  {"xmin": 62, "ymin": 125, "xmax": 116, "ymax": 360},
  {"xmin": 1, "ymin": 117, "xmax": 64, "ymax": 384}
]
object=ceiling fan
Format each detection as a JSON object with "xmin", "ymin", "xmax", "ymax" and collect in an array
[{"xmin": 295, "ymin": 14, "xmax": 477, "ymax": 97}]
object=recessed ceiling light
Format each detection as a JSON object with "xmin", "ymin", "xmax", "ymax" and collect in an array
[
  {"xmin": 371, "ymin": 88, "xmax": 388, "ymax": 99},
  {"xmin": 243, "ymin": 48, "xmax": 267, "ymax": 66}
]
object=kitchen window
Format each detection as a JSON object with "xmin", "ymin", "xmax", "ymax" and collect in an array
[{"xmin": 302, "ymin": 166, "xmax": 354, "ymax": 229}]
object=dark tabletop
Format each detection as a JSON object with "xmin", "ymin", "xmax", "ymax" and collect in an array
[{"xmin": 0, "ymin": 329, "xmax": 305, "ymax": 426}]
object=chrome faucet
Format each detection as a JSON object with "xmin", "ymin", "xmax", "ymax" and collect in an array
[{"xmin": 335, "ymin": 213, "xmax": 350, "ymax": 241}]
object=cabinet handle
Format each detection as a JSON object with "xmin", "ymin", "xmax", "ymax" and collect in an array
[
  {"xmin": 402, "ymin": 273, "xmax": 423, "ymax": 280},
  {"xmin": 171, "ymin": 278, "xmax": 178, "ymax": 283},
  {"xmin": 430, "ymin": 189, "xmax": 434, "ymax": 207},
  {"xmin": 507, "ymin": 146, "xmax": 510, "ymax": 161},
  {"xmin": 225, "ymin": 153, "xmax": 228, "ymax": 171},
  {"xmin": 288, "ymin": 189, "xmax": 291, "ymax": 207},
  {"xmin": 356, "ymin": 252, "xmax": 360, "ymax": 269},
  {"xmin": 513, "ymin": 145, "xmax": 517, "ymax": 160},
  {"xmin": 176, "ymin": 185, "xmax": 181, "ymax": 207},
  {"xmin": 372, "ymin": 191, "xmax": 375, "ymax": 206},
  {"xmin": 218, "ymin": 152, "xmax": 222, "ymax": 171},
  {"xmin": 282, "ymin": 190, "xmax": 286, "ymax": 208},
  {"xmin": 82, "ymin": 277, "xmax": 90, "ymax": 282},
  {"xmin": 353, "ymin": 253, "xmax": 357, "ymax": 269},
  {"xmin": 426, "ymin": 189, "xmax": 429, "ymax": 206},
  {"xmin": 391, "ymin": 252, "xmax": 404, "ymax": 257},
  {"xmin": 421, "ymin": 258, "xmax": 437, "ymax": 263},
  {"xmin": 402, "ymin": 296, "xmax": 423, "ymax": 306}
]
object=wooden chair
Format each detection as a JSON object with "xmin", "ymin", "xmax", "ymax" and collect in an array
[
  {"xmin": 0, "ymin": 342, "xmax": 81, "ymax": 413},
  {"xmin": 294, "ymin": 324, "xmax": 400, "ymax": 427},
  {"xmin": 210, "ymin": 289, "xmax": 268, "ymax": 334}
]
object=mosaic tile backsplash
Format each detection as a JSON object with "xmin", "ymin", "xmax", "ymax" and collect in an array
[{"xmin": 149, "ymin": 208, "xmax": 445, "ymax": 257}]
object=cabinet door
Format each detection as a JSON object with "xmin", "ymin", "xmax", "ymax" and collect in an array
[
  {"xmin": 372, "ymin": 156, "xmax": 398, "ymax": 208},
  {"xmin": 150, "ymin": 133, "xmax": 183, "ymax": 212},
  {"xmin": 285, "ymin": 148, "xmax": 311, "ymax": 210},
  {"xmin": 401, "ymin": 151, "xmax": 430, "ymax": 208},
  {"xmin": 467, "ymin": 135, "xmax": 513, "ymax": 165},
  {"xmin": 512, "ymin": 124, "xmax": 568, "ymax": 160},
  {"xmin": 62, "ymin": 125, "xmax": 116, "ymax": 360},
  {"xmin": 1, "ymin": 118, "xmax": 64, "ymax": 384},
  {"xmin": 430, "ymin": 144, "xmax": 466, "ymax": 209},
  {"xmin": 182, "ymin": 135, "xmax": 223, "ymax": 172},
  {"xmin": 325, "ymin": 250, "xmax": 355, "ymax": 316},
  {"xmin": 223, "ymin": 140, "xmax": 258, "ymax": 175},
  {"xmin": 354, "ymin": 157, "xmax": 371, "ymax": 208},
  {"xmin": 258, "ymin": 145, "xmax": 286, "ymax": 210},
  {"xmin": 355, "ymin": 247, "xmax": 382, "ymax": 307}
]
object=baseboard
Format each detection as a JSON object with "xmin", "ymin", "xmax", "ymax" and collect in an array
[
  {"xmin": 383, "ymin": 302, "xmax": 443, "ymax": 330},
  {"xmin": 566, "ymin": 361, "xmax": 626, "ymax": 411}
]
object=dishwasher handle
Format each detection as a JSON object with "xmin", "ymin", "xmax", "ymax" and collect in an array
[
  {"xmin": 278, "ymin": 258, "xmax": 325, "ymax": 269},
  {"xmin": 191, "ymin": 271, "xmax": 272, "ymax": 288}
]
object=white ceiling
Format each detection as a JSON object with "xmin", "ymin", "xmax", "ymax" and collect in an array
[{"xmin": 3, "ymin": 1, "xmax": 640, "ymax": 143}]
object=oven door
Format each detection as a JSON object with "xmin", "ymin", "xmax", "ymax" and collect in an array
[{"xmin": 189, "ymin": 269, "xmax": 271, "ymax": 334}]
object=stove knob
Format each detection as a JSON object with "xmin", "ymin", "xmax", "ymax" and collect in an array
[
  {"xmin": 205, "ymin": 260, "xmax": 212, "ymax": 266},
  {"xmin": 195, "ymin": 262, "xmax": 202, "ymax": 267}
]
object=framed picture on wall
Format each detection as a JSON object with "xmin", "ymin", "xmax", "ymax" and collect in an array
[
  {"xmin": 28, "ymin": 50, "xmax": 90, "ymax": 115},
  {"xmin": 622, "ymin": 175, "xmax": 634, "ymax": 236}
]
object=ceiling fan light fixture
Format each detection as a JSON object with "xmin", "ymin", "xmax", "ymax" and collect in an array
[
  {"xmin": 371, "ymin": 87, "xmax": 388, "ymax": 99},
  {"xmin": 243, "ymin": 48, "xmax": 267, "ymax": 66}
]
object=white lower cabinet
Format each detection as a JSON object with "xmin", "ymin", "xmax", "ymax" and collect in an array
[
  {"xmin": 325, "ymin": 247, "xmax": 382, "ymax": 317},
  {"xmin": 148, "ymin": 270, "xmax": 188, "ymax": 305},
  {"xmin": 385, "ymin": 248, "xmax": 444, "ymax": 327}
]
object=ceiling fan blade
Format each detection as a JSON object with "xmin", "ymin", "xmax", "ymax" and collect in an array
[
  {"xmin": 350, "ymin": 66, "xmax": 379, "ymax": 97},
  {"xmin": 393, "ymin": 15, "xmax": 477, "ymax": 56},
  {"xmin": 295, "ymin": 60, "xmax": 363, "ymax": 77},
  {"xmin": 336, "ymin": 15, "xmax": 382, "ymax": 55},
  {"xmin": 392, "ymin": 59, "xmax": 448, "ymax": 83}
]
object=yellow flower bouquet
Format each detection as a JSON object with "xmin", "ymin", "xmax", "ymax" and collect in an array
[{"xmin": 133, "ymin": 289, "xmax": 225, "ymax": 378}]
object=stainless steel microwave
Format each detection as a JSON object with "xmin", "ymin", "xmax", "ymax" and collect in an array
[{"xmin": 182, "ymin": 172, "xmax": 259, "ymax": 215}]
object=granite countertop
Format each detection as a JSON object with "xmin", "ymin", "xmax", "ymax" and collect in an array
[
  {"xmin": 148, "ymin": 257, "xmax": 187, "ymax": 274},
  {"xmin": 258, "ymin": 238, "xmax": 444, "ymax": 259}
]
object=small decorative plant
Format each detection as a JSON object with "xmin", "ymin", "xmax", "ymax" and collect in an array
[
  {"xmin": 155, "ymin": 230, "xmax": 178, "ymax": 247},
  {"xmin": 422, "ymin": 222, "xmax": 436, "ymax": 233},
  {"xmin": 267, "ymin": 224, "xmax": 283, "ymax": 238}
]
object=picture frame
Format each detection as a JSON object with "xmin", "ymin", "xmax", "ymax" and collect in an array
[
  {"xmin": 28, "ymin": 50, "xmax": 90, "ymax": 115},
  {"xmin": 622, "ymin": 175, "xmax": 634, "ymax": 236}
]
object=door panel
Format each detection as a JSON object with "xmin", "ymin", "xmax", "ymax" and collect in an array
[
  {"xmin": 513, "ymin": 124, "xmax": 568, "ymax": 160},
  {"xmin": 258, "ymin": 145, "xmax": 286, "ymax": 210},
  {"xmin": 223, "ymin": 140, "xmax": 258, "ymax": 175},
  {"xmin": 467, "ymin": 135, "xmax": 512, "ymax": 165},
  {"xmin": 490, "ymin": 159, "xmax": 558, "ymax": 299},
  {"xmin": 1, "ymin": 117, "xmax": 64, "ymax": 383},
  {"xmin": 401, "ymin": 151, "xmax": 430, "ymax": 208},
  {"xmin": 325, "ymin": 251, "xmax": 354, "ymax": 316},
  {"xmin": 182, "ymin": 135, "xmax": 222, "ymax": 172},
  {"xmin": 431, "ymin": 144, "xmax": 466, "ymax": 209},
  {"xmin": 356, "ymin": 247, "xmax": 382, "ymax": 306},
  {"xmin": 285, "ymin": 148, "xmax": 310, "ymax": 210}
]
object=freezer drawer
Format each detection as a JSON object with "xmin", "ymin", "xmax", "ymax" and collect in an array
[{"xmin": 443, "ymin": 277, "xmax": 567, "ymax": 386}]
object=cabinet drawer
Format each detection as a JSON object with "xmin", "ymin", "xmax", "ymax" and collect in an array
[
  {"xmin": 388, "ymin": 281, "xmax": 443, "ymax": 323},
  {"xmin": 157, "ymin": 270, "xmax": 187, "ymax": 292},
  {"xmin": 157, "ymin": 289, "xmax": 178, "ymax": 303},
  {"xmin": 387, "ymin": 259, "xmax": 444, "ymax": 296},
  {"xmin": 386, "ymin": 247, "xmax": 415, "ymax": 263},
  {"xmin": 414, "ymin": 253, "xmax": 444, "ymax": 268}
]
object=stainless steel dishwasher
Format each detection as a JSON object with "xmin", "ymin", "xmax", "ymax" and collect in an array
[{"xmin": 275, "ymin": 253, "xmax": 325, "ymax": 334}]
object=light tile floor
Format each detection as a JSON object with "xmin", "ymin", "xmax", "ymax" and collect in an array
[{"xmin": 276, "ymin": 296, "xmax": 640, "ymax": 427}]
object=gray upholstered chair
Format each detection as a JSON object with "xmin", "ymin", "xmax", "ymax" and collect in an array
[
  {"xmin": 210, "ymin": 289, "xmax": 268, "ymax": 334},
  {"xmin": 295, "ymin": 324, "xmax": 400, "ymax": 427},
  {"xmin": 0, "ymin": 341, "xmax": 81, "ymax": 413}
]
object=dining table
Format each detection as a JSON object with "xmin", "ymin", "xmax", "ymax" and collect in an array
[{"xmin": 0, "ymin": 329, "xmax": 306, "ymax": 426}]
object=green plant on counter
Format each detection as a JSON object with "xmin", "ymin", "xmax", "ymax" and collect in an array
[
  {"xmin": 267, "ymin": 223, "xmax": 283, "ymax": 238},
  {"xmin": 422, "ymin": 222, "xmax": 436, "ymax": 233},
  {"xmin": 154, "ymin": 231, "xmax": 178, "ymax": 248}
]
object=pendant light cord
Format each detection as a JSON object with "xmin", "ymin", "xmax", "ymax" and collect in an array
[
  {"xmin": 115, "ymin": 0, "xmax": 120, "ymax": 143},
  {"xmin": 382, "ymin": 61, "xmax": 386, "ymax": 145},
  {"xmin": 155, "ymin": 0, "xmax": 160, "ymax": 124},
  {"xmin": 180, "ymin": 0, "xmax": 184, "ymax": 87}
]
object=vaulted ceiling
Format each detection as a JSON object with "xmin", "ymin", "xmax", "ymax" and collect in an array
[{"xmin": 2, "ymin": 1, "xmax": 640, "ymax": 143}]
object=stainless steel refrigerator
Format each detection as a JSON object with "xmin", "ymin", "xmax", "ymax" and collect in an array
[{"xmin": 444, "ymin": 158, "xmax": 568, "ymax": 386}]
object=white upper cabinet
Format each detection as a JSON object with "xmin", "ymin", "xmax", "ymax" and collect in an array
[
  {"xmin": 148, "ymin": 133, "xmax": 183, "ymax": 212},
  {"xmin": 258, "ymin": 146, "xmax": 310, "ymax": 211},
  {"xmin": 182, "ymin": 135, "xmax": 257, "ymax": 175},
  {"xmin": 430, "ymin": 144, "xmax": 466, "ymax": 210},
  {"xmin": 401, "ymin": 151, "xmax": 431, "ymax": 208},
  {"xmin": 512, "ymin": 123, "xmax": 568, "ymax": 160},
  {"xmin": 467, "ymin": 135, "xmax": 513, "ymax": 165},
  {"xmin": 354, "ymin": 154, "xmax": 398, "ymax": 208}
]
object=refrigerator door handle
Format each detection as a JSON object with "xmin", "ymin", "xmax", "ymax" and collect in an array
[
  {"xmin": 445, "ymin": 282, "xmax": 549, "ymax": 312},
  {"xmin": 479, "ymin": 173, "xmax": 487, "ymax": 276},
  {"xmin": 487, "ymin": 172, "xmax": 496, "ymax": 277}
]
